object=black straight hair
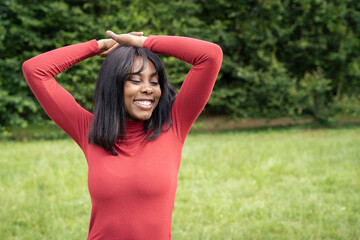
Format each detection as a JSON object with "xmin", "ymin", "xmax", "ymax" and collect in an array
[{"xmin": 88, "ymin": 45, "xmax": 176, "ymax": 155}]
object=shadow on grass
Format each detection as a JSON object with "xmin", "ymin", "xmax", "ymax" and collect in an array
[
  {"xmin": 190, "ymin": 118, "xmax": 360, "ymax": 135},
  {"xmin": 1, "ymin": 122, "xmax": 68, "ymax": 141},
  {"xmin": 1, "ymin": 118, "xmax": 360, "ymax": 141}
]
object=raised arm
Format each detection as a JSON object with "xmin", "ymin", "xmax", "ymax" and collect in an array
[
  {"xmin": 143, "ymin": 35, "xmax": 223, "ymax": 143},
  {"xmin": 91, "ymin": 32, "xmax": 223, "ymax": 143},
  {"xmin": 22, "ymin": 40, "xmax": 100, "ymax": 149}
]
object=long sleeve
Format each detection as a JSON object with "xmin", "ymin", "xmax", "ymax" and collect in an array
[
  {"xmin": 143, "ymin": 36, "xmax": 223, "ymax": 143},
  {"xmin": 22, "ymin": 40, "xmax": 100, "ymax": 149}
]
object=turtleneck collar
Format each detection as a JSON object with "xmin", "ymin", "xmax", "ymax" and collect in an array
[
  {"xmin": 121, "ymin": 120, "xmax": 146, "ymax": 143},
  {"xmin": 125, "ymin": 120, "xmax": 145, "ymax": 129},
  {"xmin": 112, "ymin": 120, "xmax": 146, "ymax": 154}
]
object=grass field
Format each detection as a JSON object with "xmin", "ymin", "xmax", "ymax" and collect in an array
[{"xmin": 0, "ymin": 126, "xmax": 359, "ymax": 239}]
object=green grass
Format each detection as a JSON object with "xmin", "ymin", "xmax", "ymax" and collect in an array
[{"xmin": 1, "ymin": 127, "xmax": 359, "ymax": 239}]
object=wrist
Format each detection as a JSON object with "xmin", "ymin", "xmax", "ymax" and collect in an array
[
  {"xmin": 139, "ymin": 36, "xmax": 148, "ymax": 47},
  {"xmin": 97, "ymin": 40, "xmax": 105, "ymax": 52}
]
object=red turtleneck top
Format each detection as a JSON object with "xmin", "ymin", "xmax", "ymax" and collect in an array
[{"xmin": 22, "ymin": 35, "xmax": 222, "ymax": 239}]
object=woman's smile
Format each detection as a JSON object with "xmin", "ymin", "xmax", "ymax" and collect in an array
[
  {"xmin": 124, "ymin": 56, "xmax": 162, "ymax": 121},
  {"xmin": 133, "ymin": 99, "xmax": 154, "ymax": 109}
]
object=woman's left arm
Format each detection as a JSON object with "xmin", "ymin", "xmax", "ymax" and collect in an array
[
  {"xmin": 143, "ymin": 35, "xmax": 223, "ymax": 143},
  {"xmin": 106, "ymin": 32, "xmax": 223, "ymax": 143}
]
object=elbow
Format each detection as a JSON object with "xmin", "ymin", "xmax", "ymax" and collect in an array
[
  {"xmin": 192, "ymin": 42, "xmax": 223, "ymax": 70},
  {"xmin": 22, "ymin": 59, "xmax": 33, "ymax": 80},
  {"xmin": 22, "ymin": 60, "xmax": 29, "ymax": 72},
  {"xmin": 22, "ymin": 58, "xmax": 33, "ymax": 71},
  {"xmin": 209, "ymin": 43, "xmax": 223, "ymax": 69},
  {"xmin": 213, "ymin": 43, "xmax": 223, "ymax": 58},
  {"xmin": 22, "ymin": 59, "xmax": 40, "ymax": 84}
]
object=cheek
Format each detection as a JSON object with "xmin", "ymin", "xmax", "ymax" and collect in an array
[
  {"xmin": 156, "ymin": 87, "xmax": 162, "ymax": 99},
  {"xmin": 124, "ymin": 83, "xmax": 137, "ymax": 98},
  {"xmin": 124, "ymin": 96, "xmax": 132, "ymax": 109},
  {"xmin": 123, "ymin": 86, "xmax": 135, "ymax": 109},
  {"xmin": 154, "ymin": 90, "xmax": 162, "ymax": 106}
]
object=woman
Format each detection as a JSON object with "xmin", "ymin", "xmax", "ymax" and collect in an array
[{"xmin": 22, "ymin": 30, "xmax": 222, "ymax": 240}]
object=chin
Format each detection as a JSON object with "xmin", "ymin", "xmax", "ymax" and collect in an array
[
  {"xmin": 138, "ymin": 116, "xmax": 151, "ymax": 121},
  {"xmin": 130, "ymin": 112, "xmax": 153, "ymax": 121}
]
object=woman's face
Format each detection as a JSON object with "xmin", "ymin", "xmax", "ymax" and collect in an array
[{"xmin": 124, "ymin": 56, "xmax": 162, "ymax": 121}]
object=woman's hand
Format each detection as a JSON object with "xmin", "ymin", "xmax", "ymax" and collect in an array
[
  {"xmin": 97, "ymin": 39, "xmax": 117, "ymax": 57},
  {"xmin": 97, "ymin": 31, "xmax": 147, "ymax": 58}
]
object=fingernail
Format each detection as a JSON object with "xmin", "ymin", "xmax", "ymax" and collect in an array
[{"xmin": 106, "ymin": 30, "xmax": 113, "ymax": 35}]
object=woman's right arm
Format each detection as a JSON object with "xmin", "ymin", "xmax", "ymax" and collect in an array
[{"xmin": 22, "ymin": 40, "xmax": 101, "ymax": 149}]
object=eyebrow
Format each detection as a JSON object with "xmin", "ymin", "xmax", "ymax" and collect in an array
[{"xmin": 128, "ymin": 71, "xmax": 158, "ymax": 77}]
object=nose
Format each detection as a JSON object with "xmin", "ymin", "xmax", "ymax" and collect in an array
[{"xmin": 140, "ymin": 82, "xmax": 154, "ymax": 94}]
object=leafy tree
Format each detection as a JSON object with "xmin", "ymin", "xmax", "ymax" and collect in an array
[{"xmin": 1, "ymin": 0, "xmax": 359, "ymax": 129}]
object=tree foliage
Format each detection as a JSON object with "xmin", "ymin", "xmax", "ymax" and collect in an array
[{"xmin": 1, "ymin": 0, "xmax": 360, "ymax": 128}]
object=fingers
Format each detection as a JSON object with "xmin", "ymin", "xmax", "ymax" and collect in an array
[
  {"xmin": 99, "ymin": 42, "xmax": 119, "ymax": 58},
  {"xmin": 106, "ymin": 31, "xmax": 131, "ymax": 45},
  {"xmin": 103, "ymin": 39, "xmax": 117, "ymax": 48},
  {"xmin": 103, "ymin": 30, "xmax": 146, "ymax": 51},
  {"xmin": 106, "ymin": 30, "xmax": 143, "ymax": 37},
  {"xmin": 129, "ymin": 32, "xmax": 143, "ymax": 36},
  {"xmin": 106, "ymin": 30, "xmax": 116, "ymax": 38},
  {"xmin": 99, "ymin": 31, "xmax": 143, "ymax": 57}
]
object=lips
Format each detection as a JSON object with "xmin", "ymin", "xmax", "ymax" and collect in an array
[{"xmin": 133, "ymin": 99, "xmax": 154, "ymax": 110}]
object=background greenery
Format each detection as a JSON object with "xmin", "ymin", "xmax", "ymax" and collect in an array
[
  {"xmin": 1, "ymin": 0, "xmax": 360, "ymax": 129},
  {"xmin": 1, "ymin": 127, "xmax": 359, "ymax": 239}
]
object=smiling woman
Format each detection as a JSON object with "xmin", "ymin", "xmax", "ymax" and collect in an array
[
  {"xmin": 22, "ymin": 31, "xmax": 222, "ymax": 239},
  {"xmin": 89, "ymin": 44, "xmax": 175, "ymax": 154},
  {"xmin": 124, "ymin": 57, "xmax": 162, "ymax": 120}
]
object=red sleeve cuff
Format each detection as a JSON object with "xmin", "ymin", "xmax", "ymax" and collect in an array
[{"xmin": 143, "ymin": 35, "xmax": 155, "ymax": 50}]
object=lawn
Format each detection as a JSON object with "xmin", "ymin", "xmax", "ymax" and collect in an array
[{"xmin": 0, "ymin": 126, "xmax": 359, "ymax": 239}]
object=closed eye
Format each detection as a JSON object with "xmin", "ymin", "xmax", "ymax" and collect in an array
[
  {"xmin": 128, "ymin": 79, "xmax": 141, "ymax": 83},
  {"xmin": 150, "ymin": 75, "xmax": 159, "ymax": 85}
]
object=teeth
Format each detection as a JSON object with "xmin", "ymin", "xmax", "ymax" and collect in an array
[{"xmin": 135, "ymin": 100, "xmax": 152, "ymax": 106}]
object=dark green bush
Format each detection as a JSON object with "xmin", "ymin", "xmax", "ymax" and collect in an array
[{"xmin": 1, "ymin": 0, "xmax": 359, "ymax": 129}]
